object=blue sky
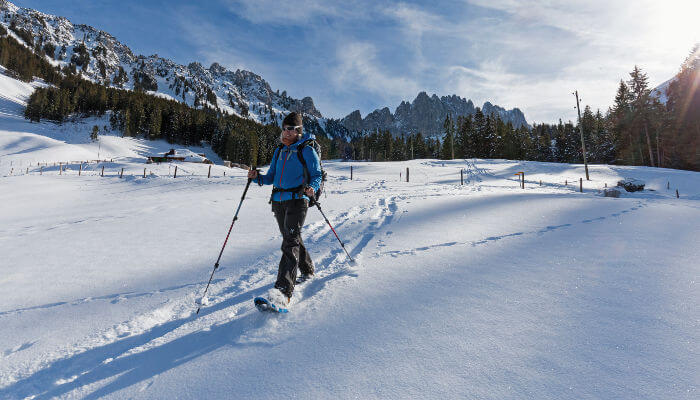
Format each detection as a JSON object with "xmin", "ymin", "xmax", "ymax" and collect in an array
[{"xmin": 16, "ymin": 0, "xmax": 700, "ymax": 123}]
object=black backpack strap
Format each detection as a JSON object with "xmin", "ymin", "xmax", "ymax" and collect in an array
[
  {"xmin": 296, "ymin": 139, "xmax": 313, "ymax": 186},
  {"xmin": 261, "ymin": 144, "xmax": 284, "ymax": 187},
  {"xmin": 296, "ymin": 139, "xmax": 326, "ymax": 206},
  {"xmin": 267, "ymin": 144, "xmax": 286, "ymax": 201}
]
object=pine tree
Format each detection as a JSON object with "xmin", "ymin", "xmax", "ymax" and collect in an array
[
  {"xmin": 472, "ymin": 108, "xmax": 487, "ymax": 158},
  {"xmin": 628, "ymin": 66, "xmax": 656, "ymax": 166},
  {"xmin": 580, "ymin": 105, "xmax": 595, "ymax": 161},
  {"xmin": 441, "ymin": 114, "xmax": 455, "ymax": 159},
  {"xmin": 664, "ymin": 44, "xmax": 700, "ymax": 170},
  {"xmin": 610, "ymin": 80, "xmax": 634, "ymax": 164},
  {"xmin": 455, "ymin": 115, "xmax": 473, "ymax": 158}
]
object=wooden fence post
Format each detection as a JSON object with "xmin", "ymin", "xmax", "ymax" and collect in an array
[
  {"xmin": 667, "ymin": 181, "xmax": 670, "ymax": 190},
  {"xmin": 460, "ymin": 169, "xmax": 464, "ymax": 185},
  {"xmin": 521, "ymin": 172, "xmax": 525, "ymax": 189},
  {"xmin": 143, "ymin": 168, "xmax": 146, "ymax": 178},
  {"xmin": 539, "ymin": 180, "xmax": 542, "ymax": 186},
  {"xmin": 174, "ymin": 165, "xmax": 178, "ymax": 178},
  {"xmin": 79, "ymin": 164, "xmax": 82, "ymax": 176},
  {"xmin": 350, "ymin": 165, "xmax": 353, "ymax": 180},
  {"xmin": 406, "ymin": 167, "xmax": 409, "ymax": 182},
  {"xmin": 101, "ymin": 166, "xmax": 104, "ymax": 177},
  {"xmin": 120, "ymin": 167, "xmax": 124, "ymax": 178},
  {"xmin": 676, "ymin": 189, "xmax": 679, "ymax": 198},
  {"xmin": 565, "ymin": 179, "xmax": 567, "ymax": 185},
  {"xmin": 40, "ymin": 166, "xmax": 43, "ymax": 175},
  {"xmin": 208, "ymin": 165, "xmax": 212, "ymax": 178},
  {"xmin": 580, "ymin": 177, "xmax": 583, "ymax": 192}
]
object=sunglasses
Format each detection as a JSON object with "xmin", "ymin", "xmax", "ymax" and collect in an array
[{"xmin": 283, "ymin": 125, "xmax": 302, "ymax": 132}]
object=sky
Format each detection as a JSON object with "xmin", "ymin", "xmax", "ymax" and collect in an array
[{"xmin": 14, "ymin": 0, "xmax": 700, "ymax": 123}]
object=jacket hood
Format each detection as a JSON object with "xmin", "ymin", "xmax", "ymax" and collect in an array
[{"xmin": 290, "ymin": 132, "xmax": 316, "ymax": 147}]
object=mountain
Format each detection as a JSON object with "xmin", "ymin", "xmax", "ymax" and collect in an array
[
  {"xmin": 1, "ymin": 0, "xmax": 528, "ymax": 140},
  {"xmin": 652, "ymin": 77, "xmax": 674, "ymax": 104},
  {"xmin": 0, "ymin": 0, "xmax": 321, "ymax": 127},
  {"xmin": 340, "ymin": 92, "xmax": 529, "ymax": 137}
]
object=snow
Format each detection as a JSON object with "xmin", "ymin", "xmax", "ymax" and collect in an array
[
  {"xmin": 652, "ymin": 77, "xmax": 674, "ymax": 103},
  {"xmin": 1, "ymin": 1, "xmax": 322, "ymax": 130},
  {"xmin": 1, "ymin": 69, "xmax": 699, "ymax": 399},
  {"xmin": 145, "ymin": 90, "xmax": 178, "ymax": 102}
]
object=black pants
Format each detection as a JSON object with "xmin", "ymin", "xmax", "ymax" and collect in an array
[{"xmin": 272, "ymin": 199, "xmax": 314, "ymax": 297}]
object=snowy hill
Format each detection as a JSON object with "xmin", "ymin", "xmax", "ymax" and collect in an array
[
  {"xmin": 0, "ymin": 0, "xmax": 321, "ymax": 128},
  {"xmin": 0, "ymin": 65, "xmax": 222, "ymax": 165},
  {"xmin": 652, "ymin": 77, "xmax": 674, "ymax": 103},
  {"xmin": 1, "ymin": 59, "xmax": 699, "ymax": 399}
]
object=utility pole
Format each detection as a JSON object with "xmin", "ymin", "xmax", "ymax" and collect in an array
[
  {"xmin": 450, "ymin": 125, "xmax": 454, "ymax": 160},
  {"xmin": 573, "ymin": 90, "xmax": 590, "ymax": 180}
]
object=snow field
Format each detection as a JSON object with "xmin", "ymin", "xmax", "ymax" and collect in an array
[
  {"xmin": 1, "ymin": 156, "xmax": 698, "ymax": 399},
  {"xmin": 1, "ymin": 66, "xmax": 699, "ymax": 399}
]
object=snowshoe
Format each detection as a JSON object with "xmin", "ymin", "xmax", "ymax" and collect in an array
[
  {"xmin": 254, "ymin": 297, "xmax": 289, "ymax": 313},
  {"xmin": 254, "ymin": 288, "xmax": 290, "ymax": 313}
]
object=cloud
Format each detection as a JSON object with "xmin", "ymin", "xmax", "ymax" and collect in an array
[
  {"xmin": 223, "ymin": 0, "xmax": 369, "ymax": 24},
  {"xmin": 465, "ymin": 0, "xmax": 699, "ymax": 70},
  {"xmin": 330, "ymin": 42, "xmax": 420, "ymax": 105},
  {"xmin": 153, "ymin": 1, "xmax": 700, "ymax": 121},
  {"xmin": 446, "ymin": 58, "xmax": 621, "ymax": 123}
]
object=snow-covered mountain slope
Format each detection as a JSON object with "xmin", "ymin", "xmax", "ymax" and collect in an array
[
  {"xmin": 1, "ymin": 77, "xmax": 699, "ymax": 398},
  {"xmin": 652, "ymin": 77, "xmax": 674, "ymax": 103},
  {"xmin": 0, "ymin": 65, "xmax": 221, "ymax": 165},
  {"xmin": 1, "ymin": 0, "xmax": 529, "ymax": 140},
  {"xmin": 0, "ymin": 0, "xmax": 321, "ymax": 128}
]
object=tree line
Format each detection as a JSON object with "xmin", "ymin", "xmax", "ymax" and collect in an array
[
  {"xmin": 1, "ymin": 29, "xmax": 287, "ymax": 167},
  {"xmin": 2, "ymin": 27, "xmax": 698, "ymax": 171},
  {"xmin": 608, "ymin": 47, "xmax": 699, "ymax": 171},
  {"xmin": 335, "ymin": 46, "xmax": 698, "ymax": 171},
  {"xmin": 330, "ymin": 108, "xmax": 613, "ymax": 165},
  {"xmin": 25, "ymin": 75, "xmax": 286, "ymax": 167}
]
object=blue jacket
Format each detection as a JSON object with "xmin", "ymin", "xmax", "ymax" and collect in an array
[{"xmin": 256, "ymin": 133, "xmax": 322, "ymax": 202}]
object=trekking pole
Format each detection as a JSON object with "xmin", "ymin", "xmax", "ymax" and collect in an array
[
  {"xmin": 196, "ymin": 169, "xmax": 256, "ymax": 314},
  {"xmin": 314, "ymin": 201, "xmax": 355, "ymax": 263}
]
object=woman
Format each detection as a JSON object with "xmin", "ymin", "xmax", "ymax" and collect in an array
[{"xmin": 248, "ymin": 112, "xmax": 322, "ymax": 309}]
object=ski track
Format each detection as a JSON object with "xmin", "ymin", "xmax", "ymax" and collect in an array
[
  {"xmin": 0, "ymin": 177, "xmax": 404, "ymax": 397},
  {"xmin": 379, "ymin": 200, "xmax": 648, "ymax": 258},
  {"xmin": 1, "ymin": 162, "xmax": 691, "ymax": 399}
]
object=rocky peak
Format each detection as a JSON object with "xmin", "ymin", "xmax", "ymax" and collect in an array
[
  {"xmin": 364, "ymin": 107, "xmax": 394, "ymax": 132},
  {"xmin": 0, "ymin": 0, "xmax": 324, "ymax": 126},
  {"xmin": 342, "ymin": 110, "xmax": 363, "ymax": 132},
  {"xmin": 341, "ymin": 92, "xmax": 528, "ymax": 136},
  {"xmin": 208, "ymin": 62, "xmax": 226, "ymax": 76}
]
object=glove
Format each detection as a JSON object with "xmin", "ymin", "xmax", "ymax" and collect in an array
[{"xmin": 304, "ymin": 186, "xmax": 315, "ymax": 198}]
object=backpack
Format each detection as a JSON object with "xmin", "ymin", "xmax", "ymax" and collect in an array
[{"xmin": 270, "ymin": 139, "xmax": 327, "ymax": 206}]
